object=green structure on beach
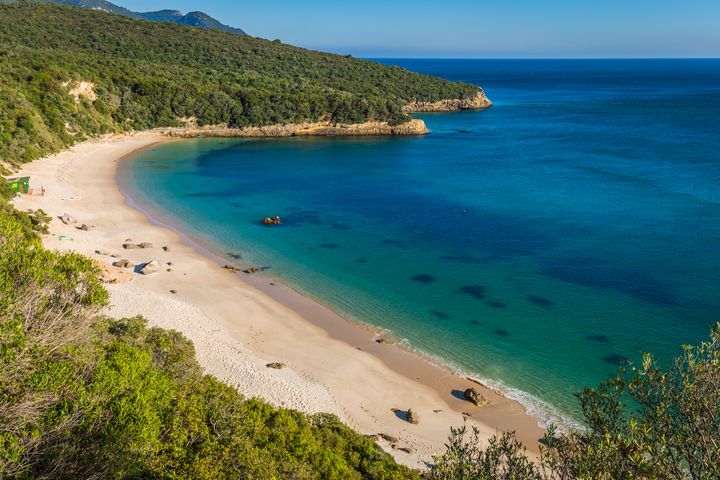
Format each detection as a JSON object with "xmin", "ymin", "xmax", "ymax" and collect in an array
[{"xmin": 4, "ymin": 177, "xmax": 30, "ymax": 194}]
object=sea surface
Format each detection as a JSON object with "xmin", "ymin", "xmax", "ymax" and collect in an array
[{"xmin": 121, "ymin": 59, "xmax": 720, "ymax": 424}]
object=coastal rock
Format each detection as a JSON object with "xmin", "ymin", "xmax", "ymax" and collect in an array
[
  {"xmin": 398, "ymin": 447, "xmax": 412, "ymax": 454},
  {"xmin": 378, "ymin": 433, "xmax": 399, "ymax": 443},
  {"xmin": 243, "ymin": 267, "xmax": 259, "ymax": 274},
  {"xmin": 407, "ymin": 409, "xmax": 419, "ymax": 425},
  {"xmin": 404, "ymin": 91, "xmax": 493, "ymax": 113},
  {"xmin": 162, "ymin": 246, "xmax": 169, "ymax": 252},
  {"xmin": 95, "ymin": 249, "xmax": 111, "ymax": 255},
  {"xmin": 156, "ymin": 119, "xmax": 429, "ymax": 138},
  {"xmin": 266, "ymin": 362, "xmax": 286, "ymax": 369},
  {"xmin": 59, "ymin": 213, "xmax": 76, "ymax": 225},
  {"xmin": 77, "ymin": 224, "xmax": 93, "ymax": 231},
  {"xmin": 123, "ymin": 242, "xmax": 153, "ymax": 249},
  {"xmin": 463, "ymin": 387, "xmax": 489, "ymax": 407},
  {"xmin": 140, "ymin": 260, "xmax": 161, "ymax": 275},
  {"xmin": 262, "ymin": 216, "xmax": 282, "ymax": 225},
  {"xmin": 113, "ymin": 259, "xmax": 135, "ymax": 268}
]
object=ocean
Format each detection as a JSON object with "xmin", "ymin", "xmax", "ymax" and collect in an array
[{"xmin": 120, "ymin": 59, "xmax": 720, "ymax": 425}]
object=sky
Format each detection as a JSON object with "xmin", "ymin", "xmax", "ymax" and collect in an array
[{"xmin": 117, "ymin": 0, "xmax": 720, "ymax": 58}]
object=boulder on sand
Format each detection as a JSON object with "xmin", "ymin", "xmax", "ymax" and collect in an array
[
  {"xmin": 463, "ymin": 387, "xmax": 488, "ymax": 407},
  {"xmin": 139, "ymin": 260, "xmax": 161, "ymax": 275},
  {"xmin": 407, "ymin": 409, "xmax": 419, "ymax": 424},
  {"xmin": 123, "ymin": 243, "xmax": 141, "ymax": 250},
  {"xmin": 139, "ymin": 242, "xmax": 153, "ymax": 249},
  {"xmin": 113, "ymin": 259, "xmax": 135, "ymax": 268},
  {"xmin": 59, "ymin": 213, "xmax": 76, "ymax": 225},
  {"xmin": 266, "ymin": 362, "xmax": 286, "ymax": 369}
]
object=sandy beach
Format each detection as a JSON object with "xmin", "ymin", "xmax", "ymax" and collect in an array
[{"xmin": 13, "ymin": 134, "xmax": 545, "ymax": 468}]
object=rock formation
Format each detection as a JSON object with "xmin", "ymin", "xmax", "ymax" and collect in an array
[
  {"xmin": 59, "ymin": 213, "xmax": 76, "ymax": 225},
  {"xmin": 463, "ymin": 387, "xmax": 489, "ymax": 407},
  {"xmin": 262, "ymin": 216, "xmax": 282, "ymax": 225},
  {"xmin": 113, "ymin": 259, "xmax": 135, "ymax": 268},
  {"xmin": 140, "ymin": 260, "xmax": 161, "ymax": 275},
  {"xmin": 404, "ymin": 91, "xmax": 493, "ymax": 113},
  {"xmin": 152, "ymin": 119, "xmax": 430, "ymax": 138},
  {"xmin": 407, "ymin": 409, "xmax": 419, "ymax": 424}
]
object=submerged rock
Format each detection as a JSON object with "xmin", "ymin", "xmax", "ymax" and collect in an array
[{"xmin": 262, "ymin": 215, "xmax": 282, "ymax": 225}]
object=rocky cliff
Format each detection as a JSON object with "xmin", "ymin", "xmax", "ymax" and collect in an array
[
  {"xmin": 404, "ymin": 91, "xmax": 492, "ymax": 113},
  {"xmin": 149, "ymin": 119, "xmax": 429, "ymax": 138}
]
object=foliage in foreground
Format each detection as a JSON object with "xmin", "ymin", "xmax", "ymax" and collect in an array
[
  {"xmin": 0, "ymin": 203, "xmax": 418, "ymax": 479},
  {"xmin": 428, "ymin": 324, "xmax": 720, "ymax": 480},
  {"xmin": 1, "ymin": 181, "xmax": 718, "ymax": 479},
  {"xmin": 0, "ymin": 2, "xmax": 482, "ymax": 166}
]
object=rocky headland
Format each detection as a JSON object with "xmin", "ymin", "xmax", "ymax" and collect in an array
[
  {"xmin": 404, "ymin": 91, "xmax": 493, "ymax": 113},
  {"xmin": 136, "ymin": 91, "xmax": 492, "ymax": 140},
  {"xmin": 149, "ymin": 119, "xmax": 430, "ymax": 138}
]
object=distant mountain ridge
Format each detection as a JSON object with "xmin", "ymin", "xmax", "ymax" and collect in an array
[{"xmin": 12, "ymin": 0, "xmax": 246, "ymax": 35}]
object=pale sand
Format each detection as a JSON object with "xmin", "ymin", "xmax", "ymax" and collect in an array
[{"xmin": 13, "ymin": 135, "xmax": 545, "ymax": 468}]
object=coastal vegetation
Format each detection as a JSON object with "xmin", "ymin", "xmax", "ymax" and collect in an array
[
  {"xmin": 428, "ymin": 325, "xmax": 720, "ymax": 480},
  {"xmin": 0, "ymin": 4, "xmax": 717, "ymax": 478},
  {"xmin": 1, "ymin": 180, "xmax": 718, "ymax": 477},
  {"xmin": 0, "ymin": 2, "xmax": 482, "ymax": 166},
  {"xmin": 0, "ymin": 192, "xmax": 419, "ymax": 479}
]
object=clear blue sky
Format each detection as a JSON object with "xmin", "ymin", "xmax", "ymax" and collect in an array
[{"xmin": 118, "ymin": 0, "xmax": 720, "ymax": 58}]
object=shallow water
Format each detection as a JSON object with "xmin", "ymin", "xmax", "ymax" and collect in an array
[{"xmin": 121, "ymin": 59, "xmax": 720, "ymax": 424}]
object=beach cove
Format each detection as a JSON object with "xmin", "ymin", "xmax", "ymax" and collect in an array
[{"xmin": 14, "ymin": 134, "xmax": 544, "ymax": 468}]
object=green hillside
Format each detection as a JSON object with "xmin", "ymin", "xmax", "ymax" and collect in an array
[
  {"xmin": 0, "ymin": 2, "xmax": 481, "ymax": 165},
  {"xmin": 0, "ymin": 187, "xmax": 419, "ymax": 479}
]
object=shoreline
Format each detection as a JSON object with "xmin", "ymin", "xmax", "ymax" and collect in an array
[{"xmin": 14, "ymin": 133, "xmax": 544, "ymax": 468}]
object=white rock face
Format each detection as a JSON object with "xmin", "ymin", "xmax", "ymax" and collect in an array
[{"xmin": 140, "ymin": 260, "xmax": 161, "ymax": 275}]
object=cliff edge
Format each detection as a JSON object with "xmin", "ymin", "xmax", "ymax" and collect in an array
[
  {"xmin": 146, "ymin": 119, "xmax": 430, "ymax": 138},
  {"xmin": 404, "ymin": 91, "xmax": 492, "ymax": 113}
]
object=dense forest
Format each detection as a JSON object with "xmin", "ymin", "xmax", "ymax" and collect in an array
[{"xmin": 0, "ymin": 3, "xmax": 482, "ymax": 165}]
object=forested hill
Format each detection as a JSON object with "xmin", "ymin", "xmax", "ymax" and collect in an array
[
  {"xmin": 1, "ymin": 0, "xmax": 248, "ymax": 35},
  {"xmin": 0, "ymin": 3, "xmax": 483, "ymax": 165}
]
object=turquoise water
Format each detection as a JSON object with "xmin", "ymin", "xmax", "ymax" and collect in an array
[{"xmin": 121, "ymin": 59, "xmax": 720, "ymax": 424}]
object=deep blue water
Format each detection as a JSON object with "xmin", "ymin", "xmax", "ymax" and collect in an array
[{"xmin": 122, "ymin": 59, "xmax": 720, "ymax": 424}]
